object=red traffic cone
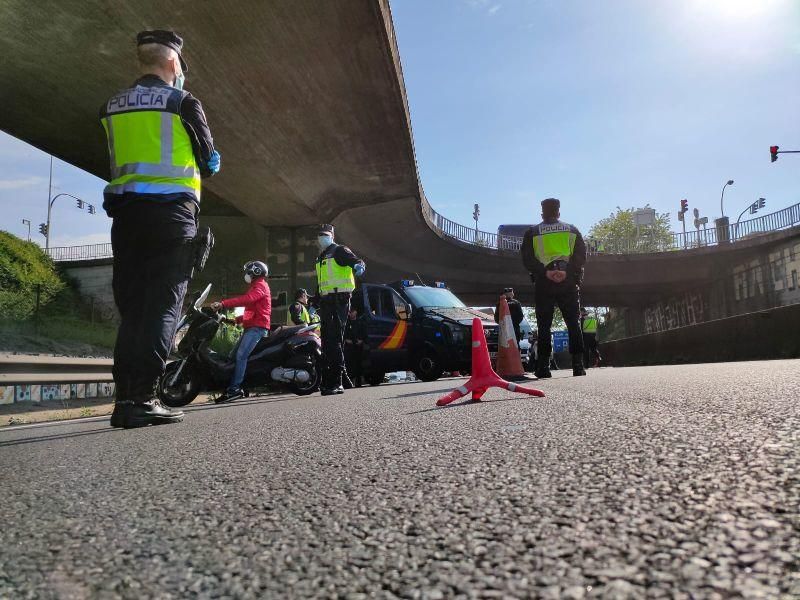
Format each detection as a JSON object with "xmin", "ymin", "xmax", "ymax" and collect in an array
[
  {"xmin": 495, "ymin": 296, "xmax": 527, "ymax": 380},
  {"xmin": 436, "ymin": 317, "xmax": 545, "ymax": 406}
]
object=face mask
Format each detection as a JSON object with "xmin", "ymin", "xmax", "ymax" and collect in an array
[
  {"xmin": 318, "ymin": 235, "xmax": 333, "ymax": 250},
  {"xmin": 174, "ymin": 71, "xmax": 185, "ymax": 90},
  {"xmin": 244, "ymin": 274, "xmax": 252, "ymax": 284}
]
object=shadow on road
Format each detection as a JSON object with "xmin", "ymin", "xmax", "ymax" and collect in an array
[
  {"xmin": 387, "ymin": 388, "xmax": 456, "ymax": 399},
  {"xmin": 186, "ymin": 394, "xmax": 299, "ymax": 413},
  {"xmin": 406, "ymin": 395, "xmax": 529, "ymax": 415},
  {"xmin": 0, "ymin": 427, "xmax": 117, "ymax": 448}
]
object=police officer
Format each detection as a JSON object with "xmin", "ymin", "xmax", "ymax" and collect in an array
[
  {"xmin": 494, "ymin": 287, "xmax": 524, "ymax": 342},
  {"xmin": 314, "ymin": 224, "xmax": 365, "ymax": 395},
  {"xmin": 287, "ymin": 289, "xmax": 312, "ymax": 325},
  {"xmin": 103, "ymin": 31, "xmax": 220, "ymax": 428},
  {"xmin": 522, "ymin": 198, "xmax": 587, "ymax": 378},
  {"xmin": 581, "ymin": 308, "xmax": 600, "ymax": 368}
]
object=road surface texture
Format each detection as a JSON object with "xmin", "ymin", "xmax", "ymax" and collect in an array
[{"xmin": 1, "ymin": 361, "xmax": 798, "ymax": 599}]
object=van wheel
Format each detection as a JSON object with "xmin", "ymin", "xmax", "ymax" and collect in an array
[
  {"xmin": 414, "ymin": 351, "xmax": 444, "ymax": 382},
  {"xmin": 366, "ymin": 371, "xmax": 385, "ymax": 386}
]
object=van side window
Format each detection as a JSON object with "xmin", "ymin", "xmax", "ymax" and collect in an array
[
  {"xmin": 379, "ymin": 289, "xmax": 399, "ymax": 319},
  {"xmin": 351, "ymin": 290, "xmax": 365, "ymax": 316},
  {"xmin": 367, "ymin": 288, "xmax": 382, "ymax": 317}
]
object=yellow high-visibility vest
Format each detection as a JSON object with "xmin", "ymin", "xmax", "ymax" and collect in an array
[
  {"xmin": 583, "ymin": 317, "xmax": 598, "ymax": 333},
  {"xmin": 316, "ymin": 252, "xmax": 355, "ymax": 295},
  {"xmin": 100, "ymin": 85, "xmax": 201, "ymax": 200},
  {"xmin": 287, "ymin": 302, "xmax": 311, "ymax": 325},
  {"xmin": 532, "ymin": 222, "xmax": 577, "ymax": 266}
]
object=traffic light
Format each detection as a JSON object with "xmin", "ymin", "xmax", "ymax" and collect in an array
[
  {"xmin": 680, "ymin": 199, "xmax": 688, "ymax": 213},
  {"xmin": 88, "ymin": 204, "xmax": 96, "ymax": 215},
  {"xmin": 38, "ymin": 223, "xmax": 48, "ymax": 237},
  {"xmin": 770, "ymin": 146, "xmax": 779, "ymax": 162},
  {"xmin": 76, "ymin": 198, "xmax": 84, "ymax": 209},
  {"xmin": 758, "ymin": 197, "xmax": 766, "ymax": 210},
  {"xmin": 473, "ymin": 203, "xmax": 480, "ymax": 221}
]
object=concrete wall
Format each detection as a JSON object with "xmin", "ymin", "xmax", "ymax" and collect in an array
[
  {"xmin": 61, "ymin": 260, "xmax": 117, "ymax": 322},
  {"xmin": 600, "ymin": 303, "xmax": 800, "ymax": 366},
  {"xmin": 617, "ymin": 236, "xmax": 800, "ymax": 338}
]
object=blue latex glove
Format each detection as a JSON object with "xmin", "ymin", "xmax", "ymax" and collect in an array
[
  {"xmin": 207, "ymin": 150, "xmax": 221, "ymax": 174},
  {"xmin": 353, "ymin": 263, "xmax": 365, "ymax": 277}
]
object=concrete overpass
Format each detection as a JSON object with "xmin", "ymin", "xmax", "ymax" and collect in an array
[{"xmin": 3, "ymin": 1, "xmax": 800, "ymax": 320}]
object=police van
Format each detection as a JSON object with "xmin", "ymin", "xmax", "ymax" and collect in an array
[{"xmin": 351, "ymin": 280, "xmax": 499, "ymax": 385}]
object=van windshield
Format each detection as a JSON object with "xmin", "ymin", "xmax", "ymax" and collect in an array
[{"xmin": 404, "ymin": 287, "xmax": 466, "ymax": 309}]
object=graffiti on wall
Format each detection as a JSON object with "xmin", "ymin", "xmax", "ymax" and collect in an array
[
  {"xmin": 643, "ymin": 291, "xmax": 706, "ymax": 334},
  {"xmin": 733, "ymin": 241, "xmax": 800, "ymax": 302}
]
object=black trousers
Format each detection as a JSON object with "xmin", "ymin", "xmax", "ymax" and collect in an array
[
  {"xmin": 344, "ymin": 344, "xmax": 363, "ymax": 380},
  {"xmin": 319, "ymin": 293, "xmax": 350, "ymax": 387},
  {"xmin": 110, "ymin": 200, "xmax": 197, "ymax": 398},
  {"xmin": 583, "ymin": 333, "xmax": 599, "ymax": 367},
  {"xmin": 534, "ymin": 282, "xmax": 584, "ymax": 363}
]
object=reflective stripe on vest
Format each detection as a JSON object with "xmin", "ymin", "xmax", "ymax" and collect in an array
[
  {"xmin": 286, "ymin": 303, "xmax": 311, "ymax": 325},
  {"xmin": 316, "ymin": 257, "xmax": 355, "ymax": 295},
  {"xmin": 101, "ymin": 102, "xmax": 200, "ymax": 200},
  {"xmin": 583, "ymin": 317, "xmax": 598, "ymax": 333},
  {"xmin": 532, "ymin": 222, "xmax": 577, "ymax": 266}
]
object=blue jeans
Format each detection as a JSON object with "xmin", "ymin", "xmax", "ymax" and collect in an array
[{"xmin": 228, "ymin": 327, "xmax": 269, "ymax": 393}]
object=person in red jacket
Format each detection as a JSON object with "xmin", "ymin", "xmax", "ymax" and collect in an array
[{"xmin": 210, "ymin": 261, "xmax": 271, "ymax": 403}]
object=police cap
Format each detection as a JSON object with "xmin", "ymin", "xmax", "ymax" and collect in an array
[
  {"xmin": 136, "ymin": 30, "xmax": 188, "ymax": 72},
  {"xmin": 318, "ymin": 224, "xmax": 335, "ymax": 236},
  {"xmin": 503, "ymin": 287, "xmax": 514, "ymax": 294},
  {"xmin": 295, "ymin": 288, "xmax": 308, "ymax": 299},
  {"xmin": 541, "ymin": 197, "xmax": 560, "ymax": 211}
]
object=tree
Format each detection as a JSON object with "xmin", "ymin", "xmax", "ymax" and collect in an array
[
  {"xmin": 588, "ymin": 205, "xmax": 673, "ymax": 253},
  {"xmin": 523, "ymin": 306, "xmax": 565, "ymax": 332},
  {"xmin": 0, "ymin": 231, "xmax": 64, "ymax": 320}
]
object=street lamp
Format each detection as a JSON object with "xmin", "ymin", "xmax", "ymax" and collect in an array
[
  {"xmin": 45, "ymin": 192, "xmax": 95, "ymax": 250},
  {"xmin": 735, "ymin": 197, "xmax": 766, "ymax": 240},
  {"xmin": 719, "ymin": 179, "xmax": 734, "ymax": 218},
  {"xmin": 21, "ymin": 219, "xmax": 31, "ymax": 242}
]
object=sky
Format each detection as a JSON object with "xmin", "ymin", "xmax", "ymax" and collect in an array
[{"xmin": 1, "ymin": 0, "xmax": 799, "ymax": 246}]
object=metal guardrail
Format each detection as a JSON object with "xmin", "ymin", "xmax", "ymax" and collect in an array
[
  {"xmin": 0, "ymin": 355, "xmax": 113, "ymax": 385},
  {"xmin": 420, "ymin": 195, "xmax": 800, "ymax": 255},
  {"xmin": 44, "ymin": 200, "xmax": 800, "ymax": 261},
  {"xmin": 47, "ymin": 243, "xmax": 113, "ymax": 262}
]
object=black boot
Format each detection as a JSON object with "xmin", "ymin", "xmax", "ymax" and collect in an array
[
  {"xmin": 320, "ymin": 368, "xmax": 338, "ymax": 396},
  {"xmin": 332, "ymin": 371, "xmax": 345, "ymax": 395},
  {"xmin": 534, "ymin": 356, "xmax": 552, "ymax": 379},
  {"xmin": 572, "ymin": 354, "xmax": 587, "ymax": 377},
  {"xmin": 115, "ymin": 383, "xmax": 184, "ymax": 429},
  {"xmin": 109, "ymin": 381, "xmax": 129, "ymax": 428}
]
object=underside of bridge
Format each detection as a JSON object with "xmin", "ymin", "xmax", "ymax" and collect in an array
[{"xmin": 2, "ymin": 1, "xmax": 797, "ymax": 314}]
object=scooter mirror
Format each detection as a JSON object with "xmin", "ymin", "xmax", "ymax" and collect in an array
[{"xmin": 194, "ymin": 283, "xmax": 212, "ymax": 311}]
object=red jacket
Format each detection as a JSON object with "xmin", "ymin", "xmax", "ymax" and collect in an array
[{"xmin": 220, "ymin": 278, "xmax": 271, "ymax": 330}]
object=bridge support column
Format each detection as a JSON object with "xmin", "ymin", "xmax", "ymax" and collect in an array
[{"xmin": 197, "ymin": 217, "xmax": 318, "ymax": 323}]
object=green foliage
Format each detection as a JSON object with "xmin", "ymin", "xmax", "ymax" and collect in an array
[
  {"xmin": 210, "ymin": 318, "xmax": 242, "ymax": 355},
  {"xmin": 588, "ymin": 206, "xmax": 673, "ymax": 253},
  {"xmin": 0, "ymin": 231, "xmax": 64, "ymax": 319}
]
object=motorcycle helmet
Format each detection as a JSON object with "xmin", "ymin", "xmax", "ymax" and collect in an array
[{"xmin": 243, "ymin": 260, "xmax": 268, "ymax": 283}]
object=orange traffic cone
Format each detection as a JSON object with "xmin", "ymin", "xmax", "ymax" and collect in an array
[
  {"xmin": 495, "ymin": 296, "xmax": 527, "ymax": 380},
  {"xmin": 436, "ymin": 317, "xmax": 544, "ymax": 406}
]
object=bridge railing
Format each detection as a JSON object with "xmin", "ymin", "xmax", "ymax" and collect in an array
[
  {"xmin": 421, "ymin": 194, "xmax": 800, "ymax": 255},
  {"xmin": 47, "ymin": 243, "xmax": 113, "ymax": 262}
]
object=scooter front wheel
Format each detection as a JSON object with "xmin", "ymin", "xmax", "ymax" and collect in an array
[{"xmin": 159, "ymin": 360, "xmax": 203, "ymax": 407}]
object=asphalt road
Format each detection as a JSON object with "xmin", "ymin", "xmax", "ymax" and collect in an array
[{"xmin": 1, "ymin": 361, "xmax": 798, "ymax": 599}]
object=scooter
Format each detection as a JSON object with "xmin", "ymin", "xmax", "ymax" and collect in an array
[{"xmin": 158, "ymin": 284, "xmax": 322, "ymax": 407}]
